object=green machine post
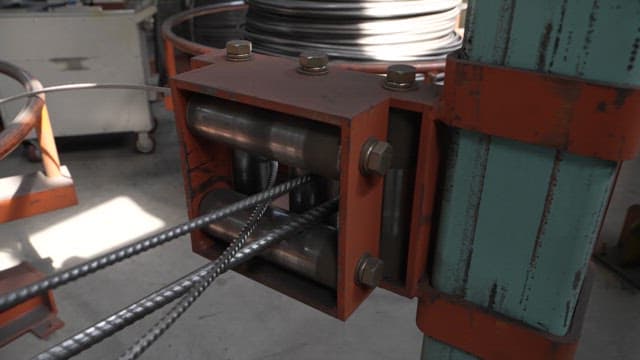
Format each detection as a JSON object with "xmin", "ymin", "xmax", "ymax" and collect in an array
[{"xmin": 423, "ymin": 1, "xmax": 640, "ymax": 358}]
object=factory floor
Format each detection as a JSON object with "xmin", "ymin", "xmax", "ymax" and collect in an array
[{"xmin": 0, "ymin": 103, "xmax": 639, "ymax": 360}]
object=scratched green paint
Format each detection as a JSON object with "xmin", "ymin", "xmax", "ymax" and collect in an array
[
  {"xmin": 424, "ymin": 0, "xmax": 638, "ymax": 357},
  {"xmin": 463, "ymin": 138, "xmax": 555, "ymax": 313},
  {"xmin": 431, "ymin": 130, "xmax": 490, "ymax": 295}
]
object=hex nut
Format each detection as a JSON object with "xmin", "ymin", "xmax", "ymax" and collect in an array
[
  {"xmin": 360, "ymin": 138, "xmax": 393, "ymax": 176},
  {"xmin": 383, "ymin": 64, "xmax": 418, "ymax": 91},
  {"xmin": 356, "ymin": 254, "xmax": 384, "ymax": 288},
  {"xmin": 298, "ymin": 51, "xmax": 329, "ymax": 75},
  {"xmin": 226, "ymin": 40, "xmax": 252, "ymax": 61}
]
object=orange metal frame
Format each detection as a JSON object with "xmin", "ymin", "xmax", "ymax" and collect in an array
[
  {"xmin": 442, "ymin": 54, "xmax": 640, "ymax": 161},
  {"xmin": 171, "ymin": 52, "xmax": 389, "ymax": 319},
  {"xmin": 188, "ymin": 51, "xmax": 443, "ymax": 299},
  {"xmin": 412, "ymin": 54, "xmax": 640, "ymax": 359},
  {"xmin": 415, "ymin": 268, "xmax": 593, "ymax": 360},
  {"xmin": 0, "ymin": 105, "xmax": 78, "ymax": 224},
  {"xmin": 0, "ymin": 263, "xmax": 64, "ymax": 347}
]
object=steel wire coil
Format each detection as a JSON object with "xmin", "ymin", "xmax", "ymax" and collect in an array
[{"xmin": 244, "ymin": 0, "xmax": 463, "ymax": 62}]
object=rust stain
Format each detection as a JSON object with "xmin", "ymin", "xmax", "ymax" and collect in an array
[
  {"xmin": 496, "ymin": 0, "xmax": 516, "ymax": 64},
  {"xmin": 520, "ymin": 151, "xmax": 562, "ymax": 308},
  {"xmin": 487, "ymin": 282, "xmax": 498, "ymax": 310},
  {"xmin": 579, "ymin": 0, "xmax": 600, "ymax": 76},
  {"xmin": 563, "ymin": 31, "xmax": 573, "ymax": 63},
  {"xmin": 614, "ymin": 88, "xmax": 633, "ymax": 108},
  {"xmin": 627, "ymin": 28, "xmax": 640, "ymax": 72},
  {"xmin": 549, "ymin": 0, "xmax": 569, "ymax": 70},
  {"xmin": 461, "ymin": 134, "xmax": 491, "ymax": 297},
  {"xmin": 537, "ymin": 22, "xmax": 554, "ymax": 71}
]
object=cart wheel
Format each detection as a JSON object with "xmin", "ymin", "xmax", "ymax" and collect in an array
[
  {"xmin": 135, "ymin": 132, "xmax": 155, "ymax": 154},
  {"xmin": 23, "ymin": 140, "xmax": 42, "ymax": 162},
  {"xmin": 149, "ymin": 116, "xmax": 159, "ymax": 133}
]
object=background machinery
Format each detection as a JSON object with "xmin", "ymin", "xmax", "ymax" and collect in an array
[{"xmin": 1, "ymin": 1, "xmax": 639, "ymax": 359}]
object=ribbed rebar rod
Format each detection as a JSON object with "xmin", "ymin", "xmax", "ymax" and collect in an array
[
  {"xmin": 119, "ymin": 161, "xmax": 279, "ymax": 360},
  {"xmin": 33, "ymin": 198, "xmax": 338, "ymax": 360},
  {"xmin": 0, "ymin": 176, "xmax": 311, "ymax": 312}
]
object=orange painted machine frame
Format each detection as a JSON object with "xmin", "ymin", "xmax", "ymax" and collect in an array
[
  {"xmin": 171, "ymin": 52, "xmax": 387, "ymax": 320},
  {"xmin": 416, "ymin": 268, "xmax": 593, "ymax": 360},
  {"xmin": 0, "ymin": 104, "xmax": 78, "ymax": 224},
  {"xmin": 170, "ymin": 51, "xmax": 444, "ymax": 317},
  {"xmin": 0, "ymin": 263, "xmax": 64, "ymax": 347},
  {"xmin": 414, "ymin": 54, "xmax": 640, "ymax": 359},
  {"xmin": 187, "ymin": 51, "xmax": 442, "ymax": 299},
  {"xmin": 442, "ymin": 54, "xmax": 640, "ymax": 161}
]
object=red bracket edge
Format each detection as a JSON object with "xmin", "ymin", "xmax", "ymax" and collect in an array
[
  {"xmin": 442, "ymin": 53, "xmax": 640, "ymax": 161},
  {"xmin": 416, "ymin": 265, "xmax": 594, "ymax": 360}
]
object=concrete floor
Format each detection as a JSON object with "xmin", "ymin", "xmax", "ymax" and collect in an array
[{"xmin": 0, "ymin": 103, "xmax": 639, "ymax": 359}]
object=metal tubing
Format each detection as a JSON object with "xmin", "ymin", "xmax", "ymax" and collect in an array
[
  {"xmin": 187, "ymin": 95, "xmax": 341, "ymax": 179},
  {"xmin": 161, "ymin": 2, "xmax": 247, "ymax": 56},
  {"xmin": 0, "ymin": 60, "xmax": 45, "ymax": 159},
  {"xmin": 201, "ymin": 189, "xmax": 338, "ymax": 289},
  {"xmin": 0, "ymin": 176, "xmax": 311, "ymax": 313}
]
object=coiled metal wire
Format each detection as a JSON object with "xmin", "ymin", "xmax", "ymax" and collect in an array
[
  {"xmin": 33, "ymin": 198, "xmax": 339, "ymax": 360},
  {"xmin": 119, "ymin": 161, "xmax": 279, "ymax": 360},
  {"xmin": 0, "ymin": 175, "xmax": 311, "ymax": 313},
  {"xmin": 244, "ymin": 0, "xmax": 463, "ymax": 61}
]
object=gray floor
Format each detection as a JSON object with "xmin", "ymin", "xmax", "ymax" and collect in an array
[{"xmin": 0, "ymin": 103, "xmax": 638, "ymax": 359}]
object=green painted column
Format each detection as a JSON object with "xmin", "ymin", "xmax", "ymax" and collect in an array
[{"xmin": 423, "ymin": 1, "xmax": 640, "ymax": 358}]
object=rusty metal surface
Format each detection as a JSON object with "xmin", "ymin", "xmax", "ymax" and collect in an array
[
  {"xmin": 0, "ymin": 263, "xmax": 64, "ymax": 347},
  {"xmin": 171, "ymin": 55, "xmax": 395, "ymax": 319},
  {"xmin": 172, "ymin": 52, "xmax": 391, "ymax": 123},
  {"xmin": 175, "ymin": 52, "xmax": 442, "ymax": 300},
  {"xmin": 443, "ymin": 54, "xmax": 640, "ymax": 161},
  {"xmin": 0, "ymin": 61, "xmax": 76, "ymax": 223},
  {"xmin": 416, "ymin": 265, "xmax": 595, "ymax": 360},
  {"xmin": 0, "ymin": 166, "xmax": 77, "ymax": 224},
  {"xmin": 0, "ymin": 60, "xmax": 45, "ymax": 160}
]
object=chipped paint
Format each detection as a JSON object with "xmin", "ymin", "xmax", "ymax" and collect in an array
[{"xmin": 423, "ymin": 0, "xmax": 630, "ymax": 358}]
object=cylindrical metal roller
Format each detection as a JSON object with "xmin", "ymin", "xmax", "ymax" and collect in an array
[
  {"xmin": 187, "ymin": 95, "xmax": 341, "ymax": 179},
  {"xmin": 380, "ymin": 108, "xmax": 420, "ymax": 282},
  {"xmin": 232, "ymin": 149, "xmax": 273, "ymax": 195},
  {"xmin": 200, "ymin": 188, "xmax": 338, "ymax": 289}
]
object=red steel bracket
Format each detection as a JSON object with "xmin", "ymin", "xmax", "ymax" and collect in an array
[
  {"xmin": 416, "ymin": 265, "xmax": 594, "ymax": 360},
  {"xmin": 0, "ymin": 263, "xmax": 64, "ymax": 347},
  {"xmin": 442, "ymin": 53, "xmax": 640, "ymax": 161}
]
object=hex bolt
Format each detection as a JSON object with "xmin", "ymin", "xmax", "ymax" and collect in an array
[
  {"xmin": 356, "ymin": 254, "xmax": 384, "ymax": 288},
  {"xmin": 360, "ymin": 138, "xmax": 393, "ymax": 176},
  {"xmin": 226, "ymin": 40, "xmax": 252, "ymax": 62},
  {"xmin": 297, "ymin": 51, "xmax": 329, "ymax": 75},
  {"xmin": 383, "ymin": 64, "xmax": 418, "ymax": 91}
]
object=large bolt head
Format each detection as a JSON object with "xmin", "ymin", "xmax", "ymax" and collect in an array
[
  {"xmin": 226, "ymin": 40, "xmax": 252, "ymax": 61},
  {"xmin": 357, "ymin": 255, "xmax": 384, "ymax": 288},
  {"xmin": 384, "ymin": 64, "xmax": 417, "ymax": 91},
  {"xmin": 298, "ymin": 51, "xmax": 329, "ymax": 75},
  {"xmin": 360, "ymin": 139, "xmax": 393, "ymax": 176}
]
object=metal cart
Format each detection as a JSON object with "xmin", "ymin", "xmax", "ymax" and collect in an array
[{"xmin": 0, "ymin": 3, "xmax": 158, "ymax": 155}]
